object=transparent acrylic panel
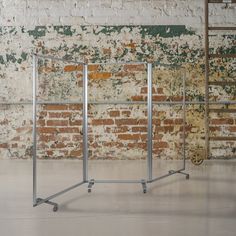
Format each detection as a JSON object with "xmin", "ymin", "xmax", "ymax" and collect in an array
[
  {"xmin": 36, "ymin": 56, "xmax": 84, "ymax": 199},
  {"xmin": 87, "ymin": 63, "xmax": 148, "ymax": 181},
  {"xmin": 152, "ymin": 65, "xmax": 186, "ymax": 179}
]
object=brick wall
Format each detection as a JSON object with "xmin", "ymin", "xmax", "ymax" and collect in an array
[{"xmin": 0, "ymin": 0, "xmax": 235, "ymax": 160}]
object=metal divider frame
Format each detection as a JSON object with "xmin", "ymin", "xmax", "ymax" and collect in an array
[
  {"xmin": 32, "ymin": 54, "xmax": 189, "ymax": 211},
  {"xmin": 32, "ymin": 54, "xmax": 86, "ymax": 212},
  {"xmin": 148, "ymin": 69, "xmax": 189, "ymax": 183}
]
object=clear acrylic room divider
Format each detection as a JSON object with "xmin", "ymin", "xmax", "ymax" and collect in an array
[{"xmin": 32, "ymin": 54, "xmax": 189, "ymax": 212}]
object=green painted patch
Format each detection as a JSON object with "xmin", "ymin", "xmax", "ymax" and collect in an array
[
  {"xmin": 53, "ymin": 26, "xmax": 75, "ymax": 36},
  {"xmin": 0, "ymin": 55, "xmax": 5, "ymax": 64},
  {"xmin": 28, "ymin": 26, "xmax": 47, "ymax": 39},
  {"xmin": 94, "ymin": 26, "xmax": 127, "ymax": 35},
  {"xmin": 140, "ymin": 25, "xmax": 194, "ymax": 38},
  {"xmin": 6, "ymin": 53, "xmax": 17, "ymax": 63},
  {"xmin": 21, "ymin": 52, "xmax": 28, "ymax": 60}
]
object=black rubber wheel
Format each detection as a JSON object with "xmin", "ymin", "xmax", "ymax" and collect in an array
[
  {"xmin": 186, "ymin": 175, "xmax": 190, "ymax": 180},
  {"xmin": 143, "ymin": 189, "xmax": 147, "ymax": 194},
  {"xmin": 88, "ymin": 189, "xmax": 91, "ymax": 193},
  {"xmin": 53, "ymin": 205, "xmax": 58, "ymax": 212}
]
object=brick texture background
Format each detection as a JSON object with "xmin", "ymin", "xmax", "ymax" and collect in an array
[{"xmin": 0, "ymin": 0, "xmax": 235, "ymax": 160}]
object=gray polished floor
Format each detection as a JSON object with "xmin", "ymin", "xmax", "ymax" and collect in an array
[{"xmin": 0, "ymin": 160, "xmax": 236, "ymax": 236}]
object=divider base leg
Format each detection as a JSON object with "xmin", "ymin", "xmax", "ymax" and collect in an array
[{"xmin": 34, "ymin": 198, "xmax": 58, "ymax": 212}]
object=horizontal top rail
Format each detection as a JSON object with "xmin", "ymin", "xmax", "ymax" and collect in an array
[
  {"xmin": 208, "ymin": 26, "xmax": 236, "ymax": 30},
  {"xmin": 208, "ymin": 0, "xmax": 236, "ymax": 3},
  {"xmin": 1, "ymin": 101, "xmax": 236, "ymax": 105},
  {"xmin": 34, "ymin": 54, "xmax": 149, "ymax": 66},
  {"xmin": 33, "ymin": 54, "xmax": 85, "ymax": 65},
  {"xmin": 209, "ymin": 53, "xmax": 236, "ymax": 58},
  {"xmin": 88, "ymin": 61, "xmax": 148, "ymax": 66}
]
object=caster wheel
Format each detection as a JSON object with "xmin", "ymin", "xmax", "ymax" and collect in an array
[
  {"xmin": 191, "ymin": 157, "xmax": 204, "ymax": 166},
  {"xmin": 88, "ymin": 189, "xmax": 91, "ymax": 193},
  {"xmin": 143, "ymin": 189, "xmax": 147, "ymax": 194},
  {"xmin": 186, "ymin": 175, "xmax": 190, "ymax": 180},
  {"xmin": 53, "ymin": 205, "xmax": 58, "ymax": 212}
]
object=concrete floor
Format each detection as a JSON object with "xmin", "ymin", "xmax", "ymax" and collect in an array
[{"xmin": 0, "ymin": 159, "xmax": 236, "ymax": 236}]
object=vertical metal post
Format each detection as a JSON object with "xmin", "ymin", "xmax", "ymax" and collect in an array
[
  {"xmin": 32, "ymin": 55, "xmax": 38, "ymax": 206},
  {"xmin": 83, "ymin": 64, "xmax": 88, "ymax": 182},
  {"xmin": 182, "ymin": 71, "xmax": 186, "ymax": 170},
  {"xmin": 205, "ymin": 0, "xmax": 210, "ymax": 159},
  {"xmin": 147, "ymin": 63, "xmax": 153, "ymax": 181}
]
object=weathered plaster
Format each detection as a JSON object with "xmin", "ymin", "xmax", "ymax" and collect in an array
[{"xmin": 0, "ymin": 24, "xmax": 235, "ymax": 160}]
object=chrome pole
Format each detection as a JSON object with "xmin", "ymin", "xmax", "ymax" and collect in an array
[
  {"xmin": 182, "ymin": 71, "xmax": 186, "ymax": 170},
  {"xmin": 83, "ymin": 64, "xmax": 88, "ymax": 182},
  {"xmin": 147, "ymin": 63, "xmax": 153, "ymax": 181},
  {"xmin": 32, "ymin": 55, "xmax": 38, "ymax": 206}
]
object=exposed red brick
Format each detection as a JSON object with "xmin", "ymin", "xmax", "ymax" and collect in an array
[
  {"xmin": 157, "ymin": 88, "xmax": 164, "ymax": 94},
  {"xmin": 140, "ymin": 87, "xmax": 156, "ymax": 94},
  {"xmin": 228, "ymin": 127, "xmax": 236, "ymax": 132},
  {"xmin": 0, "ymin": 143, "xmax": 8, "ymax": 148},
  {"xmin": 38, "ymin": 127, "xmax": 58, "ymax": 133},
  {"xmin": 179, "ymin": 126, "xmax": 193, "ymax": 132},
  {"xmin": 153, "ymin": 134, "xmax": 164, "ymax": 140},
  {"xmin": 118, "ymin": 134, "xmax": 146, "ymax": 141},
  {"xmin": 91, "ymin": 119, "xmax": 114, "ymax": 126},
  {"xmin": 132, "ymin": 127, "xmax": 147, "ymax": 132},
  {"xmin": 70, "ymin": 150, "xmax": 82, "ymax": 157},
  {"xmin": 109, "ymin": 111, "xmax": 120, "ymax": 117},
  {"xmin": 44, "ymin": 105, "xmax": 68, "ymax": 110},
  {"xmin": 153, "ymin": 95, "xmax": 167, "ymax": 101},
  {"xmin": 103, "ymin": 48, "xmax": 112, "ymax": 55},
  {"xmin": 89, "ymin": 72, "xmax": 112, "ymax": 80},
  {"xmin": 58, "ymin": 127, "xmax": 80, "ymax": 133},
  {"xmin": 69, "ymin": 119, "xmax": 82, "ymax": 126},
  {"xmin": 16, "ymin": 126, "xmax": 31, "ymax": 133},
  {"xmin": 106, "ymin": 126, "xmax": 129, "ymax": 133},
  {"xmin": 211, "ymin": 118, "xmax": 234, "ymax": 125},
  {"xmin": 114, "ymin": 72, "xmax": 135, "ymax": 77},
  {"xmin": 115, "ymin": 118, "xmax": 138, "ymax": 126},
  {"xmin": 124, "ymin": 64, "xmax": 145, "ymax": 71},
  {"xmin": 51, "ymin": 142, "xmax": 66, "ymax": 149},
  {"xmin": 209, "ymin": 127, "xmax": 221, "ymax": 132},
  {"xmin": 46, "ymin": 150, "xmax": 54, "ymax": 156},
  {"xmin": 64, "ymin": 65, "xmax": 83, "ymax": 72},
  {"xmin": 138, "ymin": 119, "xmax": 147, "ymax": 125},
  {"xmin": 131, "ymin": 95, "xmax": 145, "ymax": 101},
  {"xmin": 37, "ymin": 119, "xmax": 45, "ymax": 126},
  {"xmin": 103, "ymin": 142, "xmax": 124, "ymax": 148},
  {"xmin": 153, "ymin": 142, "xmax": 169, "ymax": 149},
  {"xmin": 164, "ymin": 119, "xmax": 183, "ymax": 125},
  {"xmin": 88, "ymin": 64, "xmax": 100, "ymax": 71},
  {"xmin": 127, "ymin": 143, "xmax": 147, "ymax": 149},
  {"xmin": 47, "ymin": 120, "xmax": 68, "ymax": 126},
  {"xmin": 39, "ymin": 134, "xmax": 57, "ymax": 142},
  {"xmin": 69, "ymin": 104, "xmax": 83, "ymax": 110},
  {"xmin": 152, "ymin": 119, "xmax": 161, "ymax": 125},
  {"xmin": 121, "ymin": 111, "xmax": 131, "ymax": 117},
  {"xmin": 171, "ymin": 96, "xmax": 183, "ymax": 101},
  {"xmin": 76, "ymin": 74, "xmax": 83, "ymax": 80}
]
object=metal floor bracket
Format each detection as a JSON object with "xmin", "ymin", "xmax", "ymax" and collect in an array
[
  {"xmin": 141, "ymin": 179, "xmax": 147, "ymax": 193},
  {"xmin": 35, "ymin": 198, "xmax": 59, "ymax": 212},
  {"xmin": 88, "ymin": 179, "xmax": 95, "ymax": 193}
]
